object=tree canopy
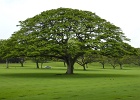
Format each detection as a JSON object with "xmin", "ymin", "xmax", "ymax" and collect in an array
[{"xmin": 9, "ymin": 8, "xmax": 131, "ymax": 74}]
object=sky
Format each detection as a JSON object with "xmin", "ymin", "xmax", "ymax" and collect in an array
[{"xmin": 0, "ymin": 0, "xmax": 140, "ymax": 48}]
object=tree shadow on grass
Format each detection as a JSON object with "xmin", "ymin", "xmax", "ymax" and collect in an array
[{"xmin": 1, "ymin": 72, "xmax": 139, "ymax": 79}]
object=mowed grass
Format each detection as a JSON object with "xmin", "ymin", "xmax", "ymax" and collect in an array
[{"xmin": 0, "ymin": 62, "xmax": 140, "ymax": 100}]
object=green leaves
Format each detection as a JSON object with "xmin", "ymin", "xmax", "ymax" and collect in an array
[{"xmin": 14, "ymin": 8, "xmax": 129, "ymax": 56}]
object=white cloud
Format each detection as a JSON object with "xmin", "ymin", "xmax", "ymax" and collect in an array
[{"xmin": 0, "ymin": 0, "xmax": 140, "ymax": 47}]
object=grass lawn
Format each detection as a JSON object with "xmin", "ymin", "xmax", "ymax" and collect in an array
[{"xmin": 0, "ymin": 62, "xmax": 140, "ymax": 100}]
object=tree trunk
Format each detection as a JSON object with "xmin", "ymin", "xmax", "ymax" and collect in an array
[
  {"xmin": 110, "ymin": 62, "xmax": 116, "ymax": 69},
  {"xmin": 119, "ymin": 64, "xmax": 123, "ymax": 69},
  {"xmin": 36, "ymin": 60, "xmax": 39, "ymax": 69},
  {"xmin": 20, "ymin": 59, "xmax": 24, "ymax": 67},
  {"xmin": 66, "ymin": 63, "xmax": 74, "ymax": 74},
  {"xmin": 41, "ymin": 63, "xmax": 43, "ymax": 69},
  {"xmin": 6, "ymin": 59, "xmax": 9, "ymax": 68},
  {"xmin": 65, "ymin": 57, "xmax": 75, "ymax": 74},
  {"xmin": 76, "ymin": 60, "xmax": 87, "ymax": 70},
  {"xmin": 102, "ymin": 63, "xmax": 105, "ymax": 69},
  {"xmin": 64, "ymin": 61, "xmax": 66, "ymax": 67},
  {"xmin": 100, "ymin": 62, "xmax": 105, "ymax": 69},
  {"xmin": 20, "ymin": 62, "xmax": 24, "ymax": 67},
  {"xmin": 83, "ymin": 65, "xmax": 86, "ymax": 70},
  {"xmin": 113, "ymin": 66, "xmax": 115, "ymax": 69}
]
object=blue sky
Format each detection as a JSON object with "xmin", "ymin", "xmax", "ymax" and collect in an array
[{"xmin": 0, "ymin": 0, "xmax": 140, "ymax": 47}]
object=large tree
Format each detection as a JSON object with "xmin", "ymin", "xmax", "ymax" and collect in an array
[{"xmin": 11, "ymin": 8, "xmax": 128, "ymax": 74}]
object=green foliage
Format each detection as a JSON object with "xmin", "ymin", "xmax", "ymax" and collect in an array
[
  {"xmin": 130, "ymin": 48, "xmax": 140, "ymax": 66},
  {"xmin": 0, "ymin": 39, "xmax": 10, "ymax": 59}
]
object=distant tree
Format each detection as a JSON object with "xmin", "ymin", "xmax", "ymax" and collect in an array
[
  {"xmin": 96, "ymin": 55, "xmax": 108, "ymax": 69},
  {"xmin": 102, "ymin": 42, "xmax": 136, "ymax": 69},
  {"xmin": 0, "ymin": 39, "xmax": 25, "ymax": 67},
  {"xmin": 117, "ymin": 55, "xmax": 132, "ymax": 69},
  {"xmin": 30, "ymin": 57, "xmax": 48, "ymax": 69},
  {"xmin": 0, "ymin": 58, "xmax": 5, "ymax": 63},
  {"xmin": 10, "ymin": 8, "xmax": 129, "ymax": 74},
  {"xmin": 76, "ymin": 54, "xmax": 94, "ymax": 70},
  {"xmin": 0, "ymin": 40, "xmax": 4, "ymax": 58},
  {"xmin": 0, "ymin": 39, "xmax": 10, "ymax": 68},
  {"xmin": 108, "ymin": 57, "xmax": 118, "ymax": 69},
  {"xmin": 130, "ymin": 48, "xmax": 140, "ymax": 66}
]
